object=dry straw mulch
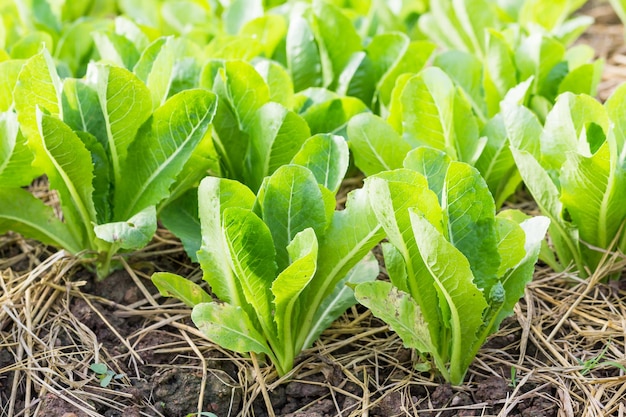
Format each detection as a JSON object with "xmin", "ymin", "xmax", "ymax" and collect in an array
[
  {"xmin": 3, "ymin": 231, "xmax": 626, "ymax": 417},
  {"xmin": 4, "ymin": 2, "xmax": 626, "ymax": 416}
]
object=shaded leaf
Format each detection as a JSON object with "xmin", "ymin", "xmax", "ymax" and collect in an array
[
  {"xmin": 94, "ymin": 206, "xmax": 157, "ymax": 250},
  {"xmin": 0, "ymin": 187, "xmax": 80, "ymax": 253},
  {"xmin": 304, "ymin": 253, "xmax": 379, "ymax": 348},
  {"xmin": 355, "ymin": 281, "xmax": 435, "ymax": 355}
]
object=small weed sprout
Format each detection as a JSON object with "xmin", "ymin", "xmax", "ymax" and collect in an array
[
  {"xmin": 578, "ymin": 341, "xmax": 626, "ymax": 376},
  {"xmin": 90, "ymin": 363, "xmax": 124, "ymax": 387}
]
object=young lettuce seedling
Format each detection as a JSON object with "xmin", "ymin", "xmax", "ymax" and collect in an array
[
  {"xmin": 0, "ymin": 48, "xmax": 217, "ymax": 278},
  {"xmin": 354, "ymin": 148, "xmax": 549, "ymax": 385},
  {"xmin": 153, "ymin": 164, "xmax": 384, "ymax": 376}
]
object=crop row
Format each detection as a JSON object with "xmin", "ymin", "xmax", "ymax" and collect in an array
[{"xmin": 1, "ymin": 0, "xmax": 624, "ymax": 385}]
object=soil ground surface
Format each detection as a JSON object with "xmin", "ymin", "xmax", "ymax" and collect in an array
[{"xmin": 4, "ymin": 2, "xmax": 626, "ymax": 416}]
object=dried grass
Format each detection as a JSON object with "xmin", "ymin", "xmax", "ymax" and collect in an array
[
  {"xmin": 3, "ymin": 223, "xmax": 626, "ymax": 416},
  {"xmin": 4, "ymin": 2, "xmax": 626, "ymax": 416}
]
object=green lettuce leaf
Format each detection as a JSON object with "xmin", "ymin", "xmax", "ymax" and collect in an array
[
  {"xmin": 152, "ymin": 271, "xmax": 213, "ymax": 308},
  {"xmin": 442, "ymin": 162, "xmax": 500, "ymax": 294},
  {"xmin": 355, "ymin": 281, "xmax": 437, "ymax": 364},
  {"xmin": 0, "ymin": 111, "xmax": 40, "ymax": 187},
  {"xmin": 347, "ymin": 112, "xmax": 411, "ymax": 176},
  {"xmin": 410, "ymin": 210, "xmax": 488, "ymax": 384},
  {"xmin": 14, "ymin": 48, "xmax": 63, "ymax": 150},
  {"xmin": 290, "ymin": 134, "xmax": 349, "ymax": 194},
  {"xmin": 192, "ymin": 302, "xmax": 272, "ymax": 357},
  {"xmin": 94, "ymin": 205, "xmax": 157, "ymax": 250},
  {"xmin": 311, "ymin": 1, "xmax": 361, "ymax": 88},
  {"xmin": 244, "ymin": 102, "xmax": 310, "ymax": 191},
  {"xmin": 390, "ymin": 68, "xmax": 483, "ymax": 164},
  {"xmin": 197, "ymin": 177, "xmax": 256, "ymax": 306},
  {"xmin": 85, "ymin": 63, "xmax": 152, "ymax": 187},
  {"xmin": 488, "ymin": 215, "xmax": 549, "ymax": 332},
  {"xmin": 474, "ymin": 115, "xmax": 521, "ymax": 207},
  {"xmin": 271, "ymin": 228, "xmax": 318, "ymax": 367},
  {"xmin": 221, "ymin": 207, "xmax": 277, "ymax": 330},
  {"xmin": 36, "ymin": 110, "xmax": 97, "ymax": 248},
  {"xmin": 511, "ymin": 147, "xmax": 583, "ymax": 272},
  {"xmin": 208, "ymin": 60, "xmax": 270, "ymax": 180},
  {"xmin": 0, "ymin": 59, "xmax": 24, "ymax": 111},
  {"xmin": 560, "ymin": 141, "xmax": 626, "ymax": 268},
  {"xmin": 253, "ymin": 59, "xmax": 294, "ymax": 109},
  {"xmin": 286, "ymin": 15, "xmax": 323, "ymax": 92},
  {"xmin": 258, "ymin": 165, "xmax": 328, "ymax": 271},
  {"xmin": 364, "ymin": 171, "xmax": 443, "ymax": 346},
  {"xmin": 0, "ymin": 187, "xmax": 80, "ymax": 253},
  {"xmin": 114, "ymin": 89, "xmax": 217, "ymax": 220}
]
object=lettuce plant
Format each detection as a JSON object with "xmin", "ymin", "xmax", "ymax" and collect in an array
[
  {"xmin": 419, "ymin": 0, "xmax": 590, "ymax": 60},
  {"xmin": 285, "ymin": 1, "xmax": 435, "ymax": 112},
  {"xmin": 162, "ymin": 58, "xmax": 359, "ymax": 259},
  {"xmin": 506, "ymin": 86, "xmax": 626, "ymax": 277},
  {"xmin": 346, "ymin": 67, "xmax": 487, "ymax": 193},
  {"xmin": 419, "ymin": 0, "xmax": 601, "ymax": 121},
  {"xmin": 0, "ymin": 0, "xmax": 121, "ymax": 75},
  {"xmin": 348, "ymin": 66, "xmax": 485, "ymax": 173},
  {"xmin": 0, "ymin": 49, "xmax": 217, "ymax": 278},
  {"xmin": 407, "ymin": 0, "xmax": 601, "ymax": 209},
  {"xmin": 153, "ymin": 164, "xmax": 384, "ymax": 376},
  {"xmin": 354, "ymin": 148, "xmax": 549, "ymax": 385},
  {"xmin": 348, "ymin": 34, "xmax": 602, "ymax": 207},
  {"xmin": 433, "ymin": 31, "xmax": 603, "ymax": 123},
  {"xmin": 214, "ymin": 1, "xmax": 431, "ymax": 113},
  {"xmin": 162, "ymin": 56, "xmax": 379, "ymax": 260}
]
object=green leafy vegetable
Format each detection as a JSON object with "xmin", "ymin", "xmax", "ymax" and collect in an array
[
  {"xmin": 508, "ymin": 87, "xmax": 626, "ymax": 277},
  {"xmin": 389, "ymin": 67, "xmax": 485, "ymax": 164},
  {"xmin": 419, "ymin": 0, "xmax": 588, "ymax": 59},
  {"xmin": 2, "ymin": 48, "xmax": 217, "ymax": 278},
  {"xmin": 424, "ymin": 1, "xmax": 601, "ymax": 121},
  {"xmin": 284, "ymin": 2, "xmax": 434, "ymax": 111},
  {"xmin": 347, "ymin": 112, "xmax": 411, "ymax": 176},
  {"xmin": 354, "ymin": 153, "xmax": 549, "ymax": 384},
  {"xmin": 153, "ymin": 163, "xmax": 384, "ymax": 376},
  {"xmin": 0, "ymin": 111, "xmax": 40, "ymax": 187}
]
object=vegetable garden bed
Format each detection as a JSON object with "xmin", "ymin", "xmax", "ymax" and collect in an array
[{"xmin": 3, "ymin": 1, "xmax": 626, "ymax": 416}]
